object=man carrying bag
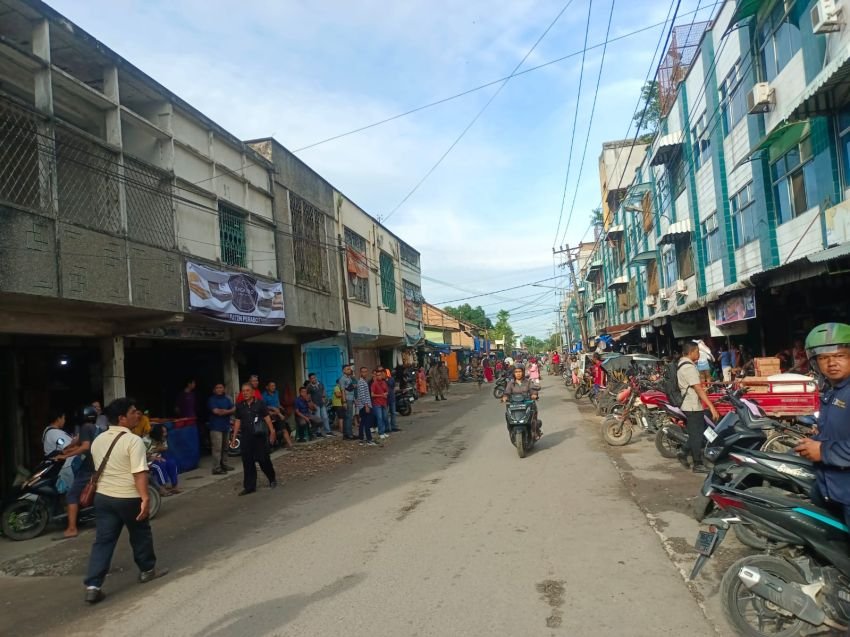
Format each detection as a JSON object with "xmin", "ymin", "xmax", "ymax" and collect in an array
[{"xmin": 83, "ymin": 397, "xmax": 167, "ymax": 604}]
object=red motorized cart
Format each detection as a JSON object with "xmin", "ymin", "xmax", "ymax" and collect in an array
[{"xmin": 706, "ymin": 376, "xmax": 819, "ymax": 418}]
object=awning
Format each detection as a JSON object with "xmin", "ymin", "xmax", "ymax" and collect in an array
[
  {"xmin": 588, "ymin": 259, "xmax": 603, "ymax": 272},
  {"xmin": 592, "ymin": 296, "xmax": 606, "ymax": 307},
  {"xmin": 605, "ymin": 224, "xmax": 624, "ymax": 240},
  {"xmin": 808, "ymin": 242, "xmax": 850, "ymax": 263},
  {"xmin": 607, "ymin": 275, "xmax": 628, "ymax": 290},
  {"xmin": 729, "ymin": 0, "xmax": 767, "ymax": 25},
  {"xmin": 649, "ymin": 131, "xmax": 684, "ymax": 166},
  {"xmin": 629, "ymin": 249, "xmax": 658, "ymax": 265},
  {"xmin": 624, "ymin": 182, "xmax": 652, "ymax": 207},
  {"xmin": 747, "ymin": 121, "xmax": 810, "ymax": 165},
  {"xmin": 658, "ymin": 219, "xmax": 692, "ymax": 245},
  {"xmin": 785, "ymin": 41, "xmax": 850, "ymax": 121}
]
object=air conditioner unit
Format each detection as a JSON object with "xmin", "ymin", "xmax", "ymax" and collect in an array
[
  {"xmin": 675, "ymin": 279, "xmax": 688, "ymax": 294},
  {"xmin": 747, "ymin": 82, "xmax": 773, "ymax": 114},
  {"xmin": 645, "ymin": 294, "xmax": 657, "ymax": 307},
  {"xmin": 658, "ymin": 290, "xmax": 668, "ymax": 301},
  {"xmin": 812, "ymin": 0, "xmax": 841, "ymax": 34}
]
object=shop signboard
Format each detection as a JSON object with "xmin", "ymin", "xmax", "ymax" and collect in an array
[
  {"xmin": 186, "ymin": 262, "xmax": 285, "ymax": 326},
  {"xmin": 714, "ymin": 290, "xmax": 756, "ymax": 326},
  {"xmin": 671, "ymin": 311, "xmax": 709, "ymax": 338}
]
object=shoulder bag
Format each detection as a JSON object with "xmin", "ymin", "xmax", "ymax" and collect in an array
[{"xmin": 79, "ymin": 431, "xmax": 127, "ymax": 508}]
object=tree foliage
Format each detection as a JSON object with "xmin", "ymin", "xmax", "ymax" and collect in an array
[
  {"xmin": 521, "ymin": 335, "xmax": 547, "ymax": 353},
  {"xmin": 443, "ymin": 303, "xmax": 492, "ymax": 329},
  {"xmin": 633, "ymin": 80, "xmax": 661, "ymax": 138},
  {"xmin": 491, "ymin": 309, "xmax": 514, "ymax": 351}
]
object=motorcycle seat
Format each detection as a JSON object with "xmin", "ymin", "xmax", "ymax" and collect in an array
[{"xmin": 747, "ymin": 448, "xmax": 814, "ymax": 468}]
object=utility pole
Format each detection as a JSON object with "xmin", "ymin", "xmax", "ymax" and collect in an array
[
  {"xmin": 337, "ymin": 234, "xmax": 354, "ymax": 365},
  {"xmin": 553, "ymin": 244, "xmax": 589, "ymax": 350}
]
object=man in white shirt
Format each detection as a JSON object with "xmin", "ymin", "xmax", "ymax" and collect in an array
[{"xmin": 83, "ymin": 397, "xmax": 167, "ymax": 604}]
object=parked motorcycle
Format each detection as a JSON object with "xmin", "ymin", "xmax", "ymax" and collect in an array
[
  {"xmin": 601, "ymin": 383, "xmax": 671, "ymax": 447},
  {"xmin": 396, "ymin": 385, "xmax": 417, "ymax": 416},
  {"xmin": 690, "ymin": 485, "xmax": 850, "ymax": 636},
  {"xmin": 1, "ymin": 453, "xmax": 162, "ymax": 541},
  {"xmin": 504, "ymin": 393, "xmax": 538, "ymax": 459}
]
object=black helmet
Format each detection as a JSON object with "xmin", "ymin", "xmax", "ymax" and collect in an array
[{"xmin": 82, "ymin": 405, "xmax": 98, "ymax": 422}]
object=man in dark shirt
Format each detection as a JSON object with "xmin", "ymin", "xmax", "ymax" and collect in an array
[
  {"xmin": 231, "ymin": 383, "xmax": 276, "ymax": 496},
  {"xmin": 207, "ymin": 383, "xmax": 235, "ymax": 475},
  {"xmin": 294, "ymin": 387, "xmax": 322, "ymax": 442},
  {"xmin": 58, "ymin": 405, "xmax": 99, "ymax": 538}
]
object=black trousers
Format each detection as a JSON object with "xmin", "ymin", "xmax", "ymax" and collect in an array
[
  {"xmin": 241, "ymin": 434, "xmax": 276, "ymax": 491},
  {"xmin": 684, "ymin": 410, "xmax": 706, "ymax": 464},
  {"xmin": 84, "ymin": 493, "xmax": 156, "ymax": 588}
]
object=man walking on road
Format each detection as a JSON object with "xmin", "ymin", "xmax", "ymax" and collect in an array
[
  {"xmin": 231, "ymin": 383, "xmax": 277, "ymax": 495},
  {"xmin": 356, "ymin": 367, "xmax": 377, "ymax": 446},
  {"xmin": 429, "ymin": 361, "xmax": 446, "ymax": 401},
  {"xmin": 677, "ymin": 342, "xmax": 720, "ymax": 474},
  {"xmin": 83, "ymin": 397, "xmax": 167, "ymax": 604}
]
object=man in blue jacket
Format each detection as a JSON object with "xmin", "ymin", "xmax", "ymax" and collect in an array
[{"xmin": 795, "ymin": 323, "xmax": 850, "ymax": 525}]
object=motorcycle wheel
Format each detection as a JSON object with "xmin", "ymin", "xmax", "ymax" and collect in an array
[
  {"xmin": 514, "ymin": 431, "xmax": 526, "ymax": 459},
  {"xmin": 654, "ymin": 429, "xmax": 681, "ymax": 459},
  {"xmin": 720, "ymin": 554, "xmax": 806, "ymax": 637},
  {"xmin": 1, "ymin": 498, "xmax": 49, "ymax": 541},
  {"xmin": 148, "ymin": 485, "xmax": 162, "ymax": 520},
  {"xmin": 573, "ymin": 385, "xmax": 587, "ymax": 400},
  {"xmin": 760, "ymin": 433, "xmax": 803, "ymax": 454},
  {"xmin": 493, "ymin": 386, "xmax": 505, "ymax": 399},
  {"xmin": 397, "ymin": 401, "xmax": 412, "ymax": 417},
  {"xmin": 602, "ymin": 416, "xmax": 633, "ymax": 446}
]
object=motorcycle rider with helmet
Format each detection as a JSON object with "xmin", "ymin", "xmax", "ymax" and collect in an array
[
  {"xmin": 501, "ymin": 364, "xmax": 542, "ymax": 439},
  {"xmin": 795, "ymin": 323, "xmax": 850, "ymax": 527}
]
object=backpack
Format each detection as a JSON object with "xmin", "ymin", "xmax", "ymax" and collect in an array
[{"xmin": 661, "ymin": 359, "xmax": 694, "ymax": 407}]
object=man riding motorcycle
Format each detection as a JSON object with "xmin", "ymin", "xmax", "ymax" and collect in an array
[
  {"xmin": 795, "ymin": 322, "xmax": 850, "ymax": 527},
  {"xmin": 501, "ymin": 365, "xmax": 541, "ymax": 439}
]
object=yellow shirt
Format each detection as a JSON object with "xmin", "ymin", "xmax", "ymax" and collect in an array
[{"xmin": 90, "ymin": 426, "xmax": 149, "ymax": 499}]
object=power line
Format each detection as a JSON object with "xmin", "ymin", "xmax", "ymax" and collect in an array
[
  {"xmin": 432, "ymin": 274, "xmax": 567, "ymax": 305},
  {"xmin": 551, "ymin": 0, "xmax": 595, "ymax": 248},
  {"xmin": 380, "ymin": 0, "xmax": 578, "ymax": 223},
  {"xmin": 292, "ymin": 5, "xmax": 710, "ymax": 154},
  {"xmin": 557, "ymin": 0, "xmax": 617, "ymax": 247}
]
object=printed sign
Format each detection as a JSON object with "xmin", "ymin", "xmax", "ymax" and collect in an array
[
  {"xmin": 714, "ymin": 289, "xmax": 756, "ymax": 326},
  {"xmin": 186, "ymin": 262, "xmax": 285, "ymax": 326}
]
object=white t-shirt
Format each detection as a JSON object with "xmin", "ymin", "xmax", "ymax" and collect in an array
[{"xmin": 43, "ymin": 427, "xmax": 71, "ymax": 456}]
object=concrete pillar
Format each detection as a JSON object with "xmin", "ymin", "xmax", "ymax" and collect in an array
[
  {"xmin": 100, "ymin": 336, "xmax": 126, "ymax": 404},
  {"xmin": 222, "ymin": 341, "xmax": 240, "ymax": 399}
]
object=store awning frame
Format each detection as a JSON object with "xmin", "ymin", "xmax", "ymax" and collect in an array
[
  {"xmin": 658, "ymin": 219, "xmax": 693, "ymax": 245},
  {"xmin": 592, "ymin": 296, "xmax": 606, "ymax": 308},
  {"xmin": 629, "ymin": 248, "xmax": 658, "ymax": 265},
  {"xmin": 784, "ymin": 41, "xmax": 850, "ymax": 121},
  {"xmin": 808, "ymin": 242, "xmax": 850, "ymax": 263},
  {"xmin": 588, "ymin": 259, "xmax": 603, "ymax": 272},
  {"xmin": 728, "ymin": 0, "xmax": 767, "ymax": 26},
  {"xmin": 649, "ymin": 131, "xmax": 684, "ymax": 166},
  {"xmin": 744, "ymin": 120, "xmax": 810, "ymax": 167}
]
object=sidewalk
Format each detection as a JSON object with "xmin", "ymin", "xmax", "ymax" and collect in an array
[{"xmin": 0, "ymin": 434, "xmax": 334, "ymax": 570}]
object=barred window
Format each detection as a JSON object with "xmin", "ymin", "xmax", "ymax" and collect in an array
[
  {"xmin": 344, "ymin": 226, "xmax": 369, "ymax": 304},
  {"xmin": 379, "ymin": 251, "xmax": 397, "ymax": 313},
  {"xmin": 399, "ymin": 241, "xmax": 420, "ymax": 269},
  {"xmin": 290, "ymin": 193, "xmax": 328, "ymax": 290},
  {"xmin": 219, "ymin": 202, "xmax": 246, "ymax": 268}
]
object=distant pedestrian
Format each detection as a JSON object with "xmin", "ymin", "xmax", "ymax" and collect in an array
[
  {"xmin": 231, "ymin": 383, "xmax": 277, "ymax": 496},
  {"xmin": 207, "ymin": 383, "xmax": 235, "ymax": 475},
  {"xmin": 439, "ymin": 362, "xmax": 450, "ymax": 397},
  {"xmin": 417, "ymin": 366, "xmax": 428, "ymax": 395},
  {"xmin": 337, "ymin": 365, "xmax": 358, "ymax": 440},
  {"xmin": 263, "ymin": 380, "xmax": 292, "ymax": 449},
  {"xmin": 83, "ymin": 397, "xmax": 167, "ymax": 604},
  {"xmin": 385, "ymin": 368, "xmax": 401, "ymax": 432},
  {"xmin": 371, "ymin": 367, "xmax": 390, "ymax": 439},
  {"xmin": 355, "ymin": 367, "xmax": 377, "ymax": 446},
  {"xmin": 306, "ymin": 373, "xmax": 333, "ymax": 436},
  {"xmin": 429, "ymin": 361, "xmax": 447, "ymax": 401},
  {"xmin": 175, "ymin": 379, "xmax": 197, "ymax": 418}
]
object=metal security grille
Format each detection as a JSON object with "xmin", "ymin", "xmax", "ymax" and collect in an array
[
  {"xmin": 290, "ymin": 192, "xmax": 327, "ymax": 290},
  {"xmin": 125, "ymin": 156, "xmax": 175, "ymax": 249},
  {"xmin": 379, "ymin": 251, "xmax": 396, "ymax": 313},
  {"xmin": 344, "ymin": 227, "xmax": 369, "ymax": 304},
  {"xmin": 219, "ymin": 202, "xmax": 246, "ymax": 267},
  {"xmin": 0, "ymin": 101, "xmax": 52, "ymax": 214},
  {"xmin": 55, "ymin": 126, "xmax": 121, "ymax": 234}
]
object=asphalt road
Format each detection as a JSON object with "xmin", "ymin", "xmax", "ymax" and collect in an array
[{"xmin": 1, "ymin": 378, "xmax": 720, "ymax": 637}]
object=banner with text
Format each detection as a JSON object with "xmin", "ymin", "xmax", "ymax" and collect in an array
[
  {"xmin": 714, "ymin": 289, "xmax": 756, "ymax": 326},
  {"xmin": 186, "ymin": 262, "xmax": 285, "ymax": 326}
]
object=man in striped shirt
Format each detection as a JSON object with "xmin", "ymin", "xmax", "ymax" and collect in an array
[{"xmin": 355, "ymin": 367, "xmax": 377, "ymax": 446}]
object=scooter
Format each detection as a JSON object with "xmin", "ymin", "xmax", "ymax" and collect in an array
[
  {"xmin": 1, "ymin": 453, "xmax": 162, "ymax": 541},
  {"xmin": 689, "ymin": 485, "xmax": 850, "ymax": 636},
  {"xmin": 504, "ymin": 393, "xmax": 539, "ymax": 459},
  {"xmin": 396, "ymin": 385, "xmax": 417, "ymax": 417},
  {"xmin": 493, "ymin": 372, "xmax": 509, "ymax": 399}
]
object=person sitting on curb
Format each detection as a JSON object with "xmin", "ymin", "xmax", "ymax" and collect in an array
[
  {"xmin": 144, "ymin": 424, "xmax": 181, "ymax": 496},
  {"xmin": 293, "ymin": 387, "xmax": 322, "ymax": 442}
]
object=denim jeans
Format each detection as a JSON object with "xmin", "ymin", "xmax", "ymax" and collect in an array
[
  {"xmin": 344, "ymin": 400, "xmax": 355, "ymax": 437},
  {"xmin": 318, "ymin": 405, "xmax": 331, "ymax": 433},
  {"xmin": 84, "ymin": 493, "xmax": 156, "ymax": 588},
  {"xmin": 387, "ymin": 400, "xmax": 398, "ymax": 430},
  {"xmin": 358, "ymin": 408, "xmax": 373, "ymax": 441},
  {"xmin": 373, "ymin": 405, "xmax": 388, "ymax": 435}
]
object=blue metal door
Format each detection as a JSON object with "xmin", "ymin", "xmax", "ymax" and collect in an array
[{"xmin": 305, "ymin": 347, "xmax": 341, "ymax": 396}]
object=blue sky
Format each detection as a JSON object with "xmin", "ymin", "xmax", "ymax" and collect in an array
[{"xmin": 50, "ymin": 0, "xmax": 718, "ymax": 339}]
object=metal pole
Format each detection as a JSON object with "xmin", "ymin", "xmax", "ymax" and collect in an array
[{"xmin": 337, "ymin": 234, "xmax": 355, "ymax": 365}]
